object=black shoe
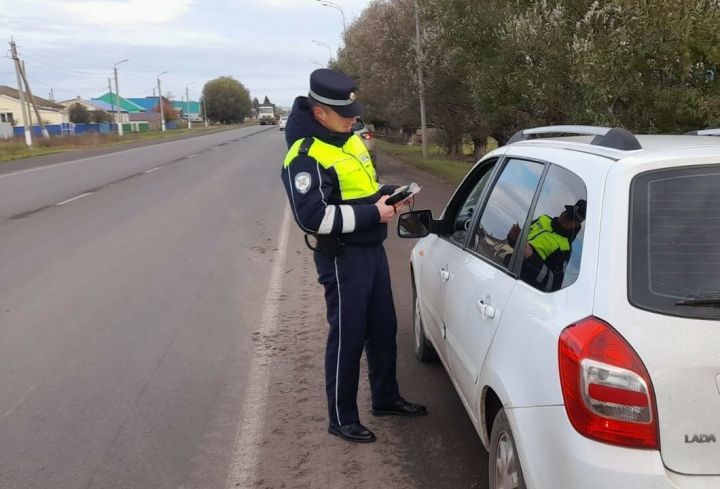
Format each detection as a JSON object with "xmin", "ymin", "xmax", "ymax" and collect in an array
[
  {"xmin": 372, "ymin": 397, "xmax": 428, "ymax": 417},
  {"xmin": 328, "ymin": 422, "xmax": 377, "ymax": 443}
]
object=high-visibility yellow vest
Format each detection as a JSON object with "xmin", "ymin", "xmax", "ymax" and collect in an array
[
  {"xmin": 527, "ymin": 215, "xmax": 570, "ymax": 260},
  {"xmin": 284, "ymin": 135, "xmax": 378, "ymax": 201}
]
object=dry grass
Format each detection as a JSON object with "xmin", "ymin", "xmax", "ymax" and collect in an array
[{"xmin": 0, "ymin": 123, "xmax": 254, "ymax": 163}]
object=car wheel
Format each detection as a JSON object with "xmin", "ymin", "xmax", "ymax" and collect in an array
[
  {"xmin": 412, "ymin": 282, "xmax": 437, "ymax": 362},
  {"xmin": 489, "ymin": 409, "xmax": 526, "ymax": 489}
]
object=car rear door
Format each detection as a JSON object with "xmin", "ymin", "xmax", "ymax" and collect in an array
[
  {"xmin": 444, "ymin": 158, "xmax": 545, "ymax": 418},
  {"xmin": 617, "ymin": 163, "xmax": 720, "ymax": 475}
]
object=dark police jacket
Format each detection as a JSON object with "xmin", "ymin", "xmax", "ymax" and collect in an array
[{"xmin": 281, "ymin": 96, "xmax": 397, "ymax": 246}]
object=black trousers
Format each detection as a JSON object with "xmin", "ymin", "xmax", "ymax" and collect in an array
[{"xmin": 314, "ymin": 244, "xmax": 401, "ymax": 426}]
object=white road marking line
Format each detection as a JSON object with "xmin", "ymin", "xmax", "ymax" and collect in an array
[
  {"xmin": 186, "ymin": 154, "xmax": 197, "ymax": 159},
  {"xmin": 55, "ymin": 192, "xmax": 93, "ymax": 206},
  {"xmin": 143, "ymin": 167, "xmax": 162, "ymax": 174},
  {"xmin": 225, "ymin": 205, "xmax": 291, "ymax": 489},
  {"xmin": 2, "ymin": 386, "xmax": 36, "ymax": 418}
]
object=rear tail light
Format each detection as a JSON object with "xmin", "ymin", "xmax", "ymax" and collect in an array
[
  {"xmin": 558, "ymin": 317, "xmax": 659, "ymax": 449},
  {"xmin": 361, "ymin": 131, "xmax": 374, "ymax": 140}
]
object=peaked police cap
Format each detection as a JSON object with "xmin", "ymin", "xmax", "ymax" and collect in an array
[{"xmin": 309, "ymin": 68, "xmax": 363, "ymax": 118}]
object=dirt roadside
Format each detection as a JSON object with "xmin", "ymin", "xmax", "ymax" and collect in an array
[{"xmin": 247, "ymin": 152, "xmax": 488, "ymax": 489}]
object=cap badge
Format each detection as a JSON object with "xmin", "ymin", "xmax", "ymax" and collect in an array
[{"xmin": 349, "ymin": 92, "xmax": 356, "ymax": 101}]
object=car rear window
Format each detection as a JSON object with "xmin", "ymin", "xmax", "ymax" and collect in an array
[{"xmin": 629, "ymin": 165, "xmax": 720, "ymax": 319}]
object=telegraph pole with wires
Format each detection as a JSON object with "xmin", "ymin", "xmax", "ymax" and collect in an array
[
  {"xmin": 414, "ymin": 0, "xmax": 428, "ymax": 160},
  {"xmin": 113, "ymin": 59, "xmax": 128, "ymax": 136},
  {"xmin": 108, "ymin": 78, "xmax": 116, "ymax": 127},
  {"xmin": 157, "ymin": 71, "xmax": 167, "ymax": 132},
  {"xmin": 20, "ymin": 60, "xmax": 49, "ymax": 139},
  {"xmin": 10, "ymin": 39, "xmax": 32, "ymax": 146}
]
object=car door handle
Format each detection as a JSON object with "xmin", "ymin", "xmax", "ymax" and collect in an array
[
  {"xmin": 439, "ymin": 267, "xmax": 450, "ymax": 281},
  {"xmin": 475, "ymin": 300, "xmax": 496, "ymax": 319}
]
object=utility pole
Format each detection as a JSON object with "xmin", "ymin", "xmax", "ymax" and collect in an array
[
  {"xmin": 201, "ymin": 96, "xmax": 208, "ymax": 127},
  {"xmin": 414, "ymin": 0, "xmax": 428, "ymax": 160},
  {"xmin": 10, "ymin": 39, "xmax": 32, "ymax": 146},
  {"xmin": 49, "ymin": 88, "xmax": 54, "ymax": 101},
  {"xmin": 113, "ymin": 59, "xmax": 128, "ymax": 136},
  {"xmin": 315, "ymin": 1, "xmax": 346, "ymax": 38},
  {"xmin": 108, "ymin": 78, "xmax": 116, "ymax": 128},
  {"xmin": 157, "ymin": 71, "xmax": 167, "ymax": 132},
  {"xmin": 185, "ymin": 81, "xmax": 194, "ymax": 129},
  {"xmin": 20, "ymin": 60, "xmax": 49, "ymax": 138}
]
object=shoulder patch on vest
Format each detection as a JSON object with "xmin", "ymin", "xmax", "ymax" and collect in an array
[{"xmin": 294, "ymin": 172, "xmax": 312, "ymax": 194}]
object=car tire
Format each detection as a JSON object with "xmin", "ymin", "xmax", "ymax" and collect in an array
[
  {"xmin": 412, "ymin": 281, "xmax": 437, "ymax": 362},
  {"xmin": 489, "ymin": 409, "xmax": 526, "ymax": 489}
]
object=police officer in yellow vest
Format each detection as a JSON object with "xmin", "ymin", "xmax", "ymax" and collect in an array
[
  {"xmin": 281, "ymin": 69, "xmax": 427, "ymax": 444},
  {"xmin": 509, "ymin": 200, "xmax": 586, "ymax": 292}
]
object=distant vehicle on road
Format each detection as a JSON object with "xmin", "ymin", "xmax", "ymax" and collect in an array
[
  {"xmin": 399, "ymin": 125, "xmax": 720, "ymax": 489},
  {"xmin": 258, "ymin": 105, "xmax": 276, "ymax": 125},
  {"xmin": 352, "ymin": 117, "xmax": 377, "ymax": 167},
  {"xmin": 278, "ymin": 116, "xmax": 288, "ymax": 131}
]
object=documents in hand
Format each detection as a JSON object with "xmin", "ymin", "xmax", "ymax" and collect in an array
[{"xmin": 386, "ymin": 182, "xmax": 421, "ymax": 206}]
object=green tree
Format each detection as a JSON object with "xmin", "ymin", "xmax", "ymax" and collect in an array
[
  {"xmin": 153, "ymin": 98, "xmax": 179, "ymax": 122},
  {"xmin": 91, "ymin": 110, "xmax": 113, "ymax": 124},
  {"xmin": 69, "ymin": 102, "xmax": 91, "ymax": 124},
  {"xmin": 262, "ymin": 95, "xmax": 271, "ymax": 105},
  {"xmin": 252, "ymin": 97, "xmax": 260, "ymax": 111},
  {"xmin": 203, "ymin": 77, "xmax": 252, "ymax": 124}
]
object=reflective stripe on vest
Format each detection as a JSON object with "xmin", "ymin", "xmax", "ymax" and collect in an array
[
  {"xmin": 284, "ymin": 135, "xmax": 378, "ymax": 201},
  {"xmin": 527, "ymin": 215, "xmax": 570, "ymax": 261}
]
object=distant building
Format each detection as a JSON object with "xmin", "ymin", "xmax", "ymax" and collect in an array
[
  {"xmin": 126, "ymin": 97, "xmax": 161, "ymax": 112},
  {"xmin": 171, "ymin": 100, "xmax": 202, "ymax": 121},
  {"xmin": 58, "ymin": 96, "xmax": 129, "ymax": 122},
  {"xmin": 0, "ymin": 85, "xmax": 69, "ymax": 125},
  {"xmin": 93, "ymin": 92, "xmax": 146, "ymax": 114}
]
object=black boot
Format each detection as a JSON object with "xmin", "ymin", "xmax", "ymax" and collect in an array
[
  {"xmin": 372, "ymin": 397, "xmax": 428, "ymax": 417},
  {"xmin": 328, "ymin": 422, "xmax": 377, "ymax": 443}
]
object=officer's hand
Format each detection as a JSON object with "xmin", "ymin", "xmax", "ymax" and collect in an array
[
  {"xmin": 393, "ymin": 195, "xmax": 414, "ymax": 212},
  {"xmin": 375, "ymin": 195, "xmax": 396, "ymax": 223}
]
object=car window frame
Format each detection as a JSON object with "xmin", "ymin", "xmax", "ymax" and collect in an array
[
  {"xmin": 512, "ymin": 163, "xmax": 588, "ymax": 291},
  {"xmin": 436, "ymin": 156, "xmax": 503, "ymax": 249},
  {"xmin": 463, "ymin": 156, "xmax": 550, "ymax": 278}
]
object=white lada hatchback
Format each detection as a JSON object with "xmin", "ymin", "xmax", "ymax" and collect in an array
[{"xmin": 398, "ymin": 126, "xmax": 720, "ymax": 489}]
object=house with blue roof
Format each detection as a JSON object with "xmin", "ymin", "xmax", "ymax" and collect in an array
[{"xmin": 59, "ymin": 97, "xmax": 129, "ymax": 121}]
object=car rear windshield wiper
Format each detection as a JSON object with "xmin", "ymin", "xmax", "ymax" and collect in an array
[{"xmin": 675, "ymin": 293, "xmax": 720, "ymax": 307}]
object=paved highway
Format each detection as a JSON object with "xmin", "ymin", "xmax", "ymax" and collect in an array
[{"xmin": 0, "ymin": 127, "xmax": 486, "ymax": 488}]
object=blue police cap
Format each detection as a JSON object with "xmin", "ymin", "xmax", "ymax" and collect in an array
[{"xmin": 309, "ymin": 68, "xmax": 363, "ymax": 118}]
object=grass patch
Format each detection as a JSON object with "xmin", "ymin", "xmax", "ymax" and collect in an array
[
  {"xmin": 0, "ymin": 122, "xmax": 254, "ymax": 163},
  {"xmin": 376, "ymin": 139, "xmax": 474, "ymax": 185}
]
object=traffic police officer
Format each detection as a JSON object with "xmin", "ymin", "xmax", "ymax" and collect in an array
[{"xmin": 281, "ymin": 69, "xmax": 427, "ymax": 443}]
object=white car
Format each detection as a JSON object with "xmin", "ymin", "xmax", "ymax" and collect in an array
[
  {"xmin": 278, "ymin": 116, "xmax": 288, "ymax": 131},
  {"xmin": 398, "ymin": 125, "xmax": 720, "ymax": 489}
]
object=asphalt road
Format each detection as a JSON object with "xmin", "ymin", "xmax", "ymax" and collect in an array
[{"xmin": 0, "ymin": 126, "xmax": 487, "ymax": 489}]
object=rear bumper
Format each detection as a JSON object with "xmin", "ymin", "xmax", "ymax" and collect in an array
[{"xmin": 509, "ymin": 406, "xmax": 720, "ymax": 489}]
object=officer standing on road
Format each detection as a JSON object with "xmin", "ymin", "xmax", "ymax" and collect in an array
[{"xmin": 281, "ymin": 69, "xmax": 427, "ymax": 444}]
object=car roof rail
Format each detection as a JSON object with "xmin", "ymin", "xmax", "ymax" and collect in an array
[
  {"xmin": 507, "ymin": 125, "xmax": 641, "ymax": 150},
  {"xmin": 685, "ymin": 129, "xmax": 720, "ymax": 136}
]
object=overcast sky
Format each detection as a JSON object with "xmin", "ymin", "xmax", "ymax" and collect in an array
[{"xmin": 0, "ymin": 0, "xmax": 372, "ymax": 107}]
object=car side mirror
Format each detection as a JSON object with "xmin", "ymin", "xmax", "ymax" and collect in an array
[{"xmin": 398, "ymin": 210, "xmax": 434, "ymax": 238}]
